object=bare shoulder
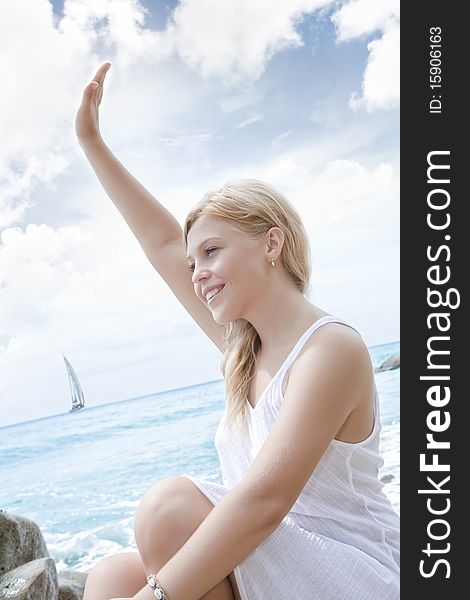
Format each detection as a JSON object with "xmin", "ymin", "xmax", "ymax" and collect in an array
[
  {"xmin": 314, "ymin": 320, "xmax": 366, "ymax": 345},
  {"xmin": 301, "ymin": 321, "xmax": 371, "ymax": 368},
  {"xmin": 284, "ymin": 321, "xmax": 374, "ymax": 403}
]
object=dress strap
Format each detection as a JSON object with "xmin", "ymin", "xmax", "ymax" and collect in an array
[{"xmin": 276, "ymin": 315, "xmax": 362, "ymax": 380}]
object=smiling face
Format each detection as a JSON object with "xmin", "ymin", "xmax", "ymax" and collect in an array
[{"xmin": 186, "ymin": 214, "xmax": 275, "ymax": 325}]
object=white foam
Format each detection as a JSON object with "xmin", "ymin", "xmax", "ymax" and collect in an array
[{"xmin": 46, "ymin": 517, "xmax": 137, "ymax": 572}]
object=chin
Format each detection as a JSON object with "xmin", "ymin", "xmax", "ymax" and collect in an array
[
  {"xmin": 213, "ymin": 313, "xmax": 229, "ymax": 326},
  {"xmin": 212, "ymin": 306, "xmax": 238, "ymax": 326}
]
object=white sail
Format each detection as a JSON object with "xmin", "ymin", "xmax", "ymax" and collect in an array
[{"xmin": 63, "ymin": 354, "xmax": 85, "ymax": 412}]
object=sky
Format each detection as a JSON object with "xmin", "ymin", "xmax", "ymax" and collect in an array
[{"xmin": 0, "ymin": 0, "xmax": 400, "ymax": 427}]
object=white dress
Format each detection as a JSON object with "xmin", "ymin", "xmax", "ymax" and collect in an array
[{"xmin": 181, "ymin": 315, "xmax": 400, "ymax": 599}]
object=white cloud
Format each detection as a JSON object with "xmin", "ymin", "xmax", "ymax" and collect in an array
[
  {"xmin": 219, "ymin": 87, "xmax": 266, "ymax": 114},
  {"xmin": 0, "ymin": 0, "xmax": 178, "ymax": 230},
  {"xmin": 0, "ymin": 154, "xmax": 71, "ymax": 229},
  {"xmin": 349, "ymin": 24, "xmax": 399, "ymax": 112},
  {"xmin": 235, "ymin": 114, "xmax": 264, "ymax": 129},
  {"xmin": 0, "ymin": 213, "xmax": 210, "ymax": 426},
  {"xmin": 332, "ymin": 0, "xmax": 400, "ymax": 112},
  {"xmin": 270, "ymin": 130, "xmax": 294, "ymax": 150},
  {"xmin": 0, "ymin": 0, "xmax": 82, "ymax": 229},
  {"xmin": 158, "ymin": 133, "xmax": 216, "ymax": 147},
  {"xmin": 259, "ymin": 155, "xmax": 399, "ymax": 344},
  {"xmin": 0, "ymin": 223, "xmax": 96, "ymax": 335},
  {"xmin": 262, "ymin": 157, "xmax": 311, "ymax": 190},
  {"xmin": 58, "ymin": 0, "xmax": 174, "ymax": 66},
  {"xmin": 258, "ymin": 154, "xmax": 396, "ymax": 230},
  {"xmin": 332, "ymin": 0, "xmax": 399, "ymax": 41},
  {"xmin": 0, "ymin": 0, "xmax": 337, "ymax": 232},
  {"xmin": 168, "ymin": 0, "xmax": 333, "ymax": 83}
]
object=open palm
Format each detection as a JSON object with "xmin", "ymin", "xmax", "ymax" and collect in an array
[{"xmin": 75, "ymin": 62, "xmax": 111, "ymax": 143}]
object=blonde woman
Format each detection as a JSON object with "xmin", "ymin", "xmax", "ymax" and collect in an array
[{"xmin": 77, "ymin": 63, "xmax": 400, "ymax": 600}]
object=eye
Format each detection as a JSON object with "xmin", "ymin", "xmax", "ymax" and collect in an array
[{"xmin": 188, "ymin": 247, "xmax": 218, "ymax": 272}]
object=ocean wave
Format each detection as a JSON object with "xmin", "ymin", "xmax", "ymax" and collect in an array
[{"xmin": 46, "ymin": 517, "xmax": 137, "ymax": 572}]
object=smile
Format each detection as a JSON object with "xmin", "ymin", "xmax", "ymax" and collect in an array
[{"xmin": 206, "ymin": 285, "xmax": 225, "ymax": 304}]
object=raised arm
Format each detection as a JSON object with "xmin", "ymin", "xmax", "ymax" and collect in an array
[
  {"xmin": 75, "ymin": 63, "xmax": 224, "ymax": 352},
  {"xmin": 75, "ymin": 63, "xmax": 181, "ymax": 255}
]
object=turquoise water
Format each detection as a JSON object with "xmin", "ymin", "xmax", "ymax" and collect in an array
[{"xmin": 0, "ymin": 341, "xmax": 399, "ymax": 572}]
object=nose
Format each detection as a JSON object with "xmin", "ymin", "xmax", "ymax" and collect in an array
[{"xmin": 191, "ymin": 264, "xmax": 208, "ymax": 286}]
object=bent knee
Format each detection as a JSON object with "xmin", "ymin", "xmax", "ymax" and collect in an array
[
  {"xmin": 135, "ymin": 477, "xmax": 189, "ymax": 541},
  {"xmin": 134, "ymin": 476, "xmax": 214, "ymax": 552},
  {"xmin": 136, "ymin": 476, "xmax": 187, "ymax": 520}
]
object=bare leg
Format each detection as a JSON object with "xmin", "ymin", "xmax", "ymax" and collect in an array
[
  {"xmin": 82, "ymin": 550, "xmax": 235, "ymax": 600},
  {"xmin": 82, "ymin": 552, "xmax": 146, "ymax": 600},
  {"xmin": 84, "ymin": 476, "xmax": 241, "ymax": 600},
  {"xmin": 134, "ymin": 476, "xmax": 240, "ymax": 600}
]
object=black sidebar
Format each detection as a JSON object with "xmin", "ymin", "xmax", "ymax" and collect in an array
[{"xmin": 401, "ymin": 3, "xmax": 465, "ymax": 598}]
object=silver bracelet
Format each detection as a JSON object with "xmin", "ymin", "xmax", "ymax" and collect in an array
[{"xmin": 147, "ymin": 574, "xmax": 169, "ymax": 599}]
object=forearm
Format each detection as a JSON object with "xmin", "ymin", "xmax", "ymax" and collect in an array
[
  {"xmin": 133, "ymin": 486, "xmax": 281, "ymax": 600},
  {"xmin": 79, "ymin": 136, "xmax": 183, "ymax": 253}
]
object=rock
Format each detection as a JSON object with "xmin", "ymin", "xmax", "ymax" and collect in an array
[
  {"xmin": 375, "ymin": 353, "xmax": 400, "ymax": 373},
  {"xmin": 0, "ymin": 512, "xmax": 49, "ymax": 576},
  {"xmin": 0, "ymin": 557, "xmax": 58, "ymax": 599},
  {"xmin": 58, "ymin": 570, "xmax": 88, "ymax": 600},
  {"xmin": 380, "ymin": 473, "xmax": 394, "ymax": 484},
  {"xmin": 0, "ymin": 512, "xmax": 88, "ymax": 600}
]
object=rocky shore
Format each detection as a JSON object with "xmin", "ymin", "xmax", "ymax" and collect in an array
[
  {"xmin": 0, "ymin": 510, "xmax": 88, "ymax": 600},
  {"xmin": 374, "ymin": 352, "xmax": 400, "ymax": 373}
]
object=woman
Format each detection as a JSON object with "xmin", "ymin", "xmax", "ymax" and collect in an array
[{"xmin": 76, "ymin": 63, "xmax": 400, "ymax": 600}]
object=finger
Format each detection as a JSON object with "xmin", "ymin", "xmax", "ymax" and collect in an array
[
  {"xmin": 81, "ymin": 80, "xmax": 99, "ymax": 104},
  {"xmin": 96, "ymin": 84, "xmax": 104, "ymax": 104},
  {"xmin": 91, "ymin": 62, "xmax": 112, "ymax": 86}
]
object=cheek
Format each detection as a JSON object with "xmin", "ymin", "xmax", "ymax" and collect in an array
[
  {"xmin": 237, "ymin": 258, "xmax": 266, "ymax": 292},
  {"xmin": 220, "ymin": 249, "xmax": 265, "ymax": 290}
]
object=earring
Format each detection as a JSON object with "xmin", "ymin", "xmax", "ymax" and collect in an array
[{"xmin": 271, "ymin": 259, "xmax": 275, "ymax": 268}]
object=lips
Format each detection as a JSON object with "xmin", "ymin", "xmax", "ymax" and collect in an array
[{"xmin": 205, "ymin": 284, "xmax": 225, "ymax": 304}]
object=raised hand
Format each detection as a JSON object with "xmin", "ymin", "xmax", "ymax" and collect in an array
[
  {"xmin": 73, "ymin": 58, "xmax": 189, "ymax": 323},
  {"xmin": 75, "ymin": 62, "xmax": 112, "ymax": 145}
]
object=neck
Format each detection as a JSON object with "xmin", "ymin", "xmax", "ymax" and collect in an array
[{"xmin": 243, "ymin": 285, "xmax": 327, "ymax": 355}]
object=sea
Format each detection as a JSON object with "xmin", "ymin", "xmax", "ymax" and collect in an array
[{"xmin": 0, "ymin": 341, "xmax": 400, "ymax": 573}]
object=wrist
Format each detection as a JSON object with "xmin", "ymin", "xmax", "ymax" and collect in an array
[{"xmin": 147, "ymin": 574, "xmax": 169, "ymax": 599}]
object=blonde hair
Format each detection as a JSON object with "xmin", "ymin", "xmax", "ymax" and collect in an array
[{"xmin": 182, "ymin": 179, "xmax": 312, "ymax": 433}]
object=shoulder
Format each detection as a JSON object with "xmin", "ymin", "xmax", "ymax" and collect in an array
[
  {"xmin": 306, "ymin": 320, "xmax": 370, "ymax": 364},
  {"xmin": 286, "ymin": 321, "xmax": 373, "ymax": 403}
]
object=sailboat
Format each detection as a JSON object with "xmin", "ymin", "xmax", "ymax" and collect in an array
[{"xmin": 63, "ymin": 354, "xmax": 85, "ymax": 412}]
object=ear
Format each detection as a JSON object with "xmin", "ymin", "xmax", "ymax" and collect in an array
[{"xmin": 265, "ymin": 227, "xmax": 285, "ymax": 261}]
